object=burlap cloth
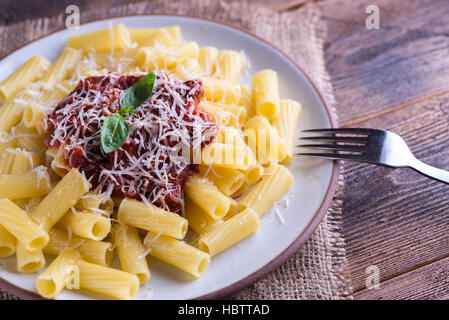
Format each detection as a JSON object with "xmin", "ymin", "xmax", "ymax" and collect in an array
[{"xmin": 0, "ymin": 0, "xmax": 353, "ymax": 300}]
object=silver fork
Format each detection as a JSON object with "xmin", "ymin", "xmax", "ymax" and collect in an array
[{"xmin": 297, "ymin": 128, "xmax": 449, "ymax": 184}]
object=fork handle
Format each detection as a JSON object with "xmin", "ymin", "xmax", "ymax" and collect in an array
[{"xmin": 409, "ymin": 159, "xmax": 449, "ymax": 184}]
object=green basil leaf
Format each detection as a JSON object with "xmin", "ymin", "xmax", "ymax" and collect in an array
[
  {"xmin": 118, "ymin": 107, "xmax": 136, "ymax": 115},
  {"xmin": 119, "ymin": 71, "xmax": 156, "ymax": 112},
  {"xmin": 101, "ymin": 113, "xmax": 129, "ymax": 153}
]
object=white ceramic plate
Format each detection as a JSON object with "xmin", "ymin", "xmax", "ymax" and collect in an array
[{"xmin": 0, "ymin": 15, "xmax": 339, "ymax": 300}]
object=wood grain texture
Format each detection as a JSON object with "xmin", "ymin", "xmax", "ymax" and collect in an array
[
  {"xmin": 0, "ymin": 0, "xmax": 306, "ymax": 25},
  {"xmin": 319, "ymin": 0, "xmax": 449, "ymax": 125},
  {"xmin": 355, "ymin": 255, "xmax": 449, "ymax": 300},
  {"xmin": 339, "ymin": 91, "xmax": 449, "ymax": 293}
]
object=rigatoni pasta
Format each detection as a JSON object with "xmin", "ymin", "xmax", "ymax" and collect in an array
[
  {"xmin": 0, "ymin": 22, "xmax": 303, "ymax": 300},
  {"xmin": 0, "ymin": 199, "xmax": 49, "ymax": 251},
  {"xmin": 67, "ymin": 24, "xmax": 131, "ymax": 52},
  {"xmin": 252, "ymin": 69, "xmax": 279, "ymax": 119},
  {"xmin": 44, "ymin": 228, "xmax": 113, "ymax": 267},
  {"xmin": 0, "ymin": 167, "xmax": 50, "ymax": 200},
  {"xmin": 112, "ymin": 224, "xmax": 150, "ymax": 285},
  {"xmin": 239, "ymin": 165, "xmax": 294, "ymax": 216},
  {"xmin": 144, "ymin": 232, "xmax": 210, "ymax": 278},
  {"xmin": 198, "ymin": 208, "xmax": 259, "ymax": 256},
  {"xmin": 76, "ymin": 259, "xmax": 140, "ymax": 300},
  {"xmin": 198, "ymin": 47, "xmax": 218, "ymax": 75},
  {"xmin": 185, "ymin": 174, "xmax": 231, "ymax": 219},
  {"xmin": 118, "ymin": 198, "xmax": 188, "ymax": 239},
  {"xmin": 0, "ymin": 55, "xmax": 50, "ymax": 103},
  {"xmin": 31, "ymin": 168, "xmax": 91, "ymax": 232},
  {"xmin": 55, "ymin": 210, "xmax": 111, "ymax": 241},
  {"xmin": 0, "ymin": 224, "xmax": 16, "ymax": 258},
  {"xmin": 36, "ymin": 248, "xmax": 80, "ymax": 299},
  {"xmin": 16, "ymin": 243, "xmax": 45, "ymax": 274},
  {"xmin": 273, "ymin": 100, "xmax": 302, "ymax": 163},
  {"xmin": 215, "ymin": 50, "xmax": 243, "ymax": 83}
]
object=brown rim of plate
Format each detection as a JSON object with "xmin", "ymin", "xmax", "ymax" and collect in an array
[{"xmin": 0, "ymin": 14, "xmax": 340, "ymax": 300}]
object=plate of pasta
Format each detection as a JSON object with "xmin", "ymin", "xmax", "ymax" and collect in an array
[{"xmin": 0, "ymin": 15, "xmax": 338, "ymax": 300}]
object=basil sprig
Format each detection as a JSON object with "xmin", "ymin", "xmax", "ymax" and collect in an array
[{"xmin": 101, "ymin": 72, "xmax": 156, "ymax": 153}]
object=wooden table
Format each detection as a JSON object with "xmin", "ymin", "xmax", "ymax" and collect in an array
[{"xmin": 1, "ymin": 0, "xmax": 449, "ymax": 300}]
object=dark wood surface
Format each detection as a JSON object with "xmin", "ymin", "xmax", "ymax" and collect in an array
[
  {"xmin": 317, "ymin": 0, "xmax": 449, "ymax": 299},
  {"xmin": 1, "ymin": 0, "xmax": 449, "ymax": 299}
]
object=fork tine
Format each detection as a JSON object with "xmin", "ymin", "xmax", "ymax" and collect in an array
[
  {"xmin": 296, "ymin": 152, "xmax": 363, "ymax": 161},
  {"xmin": 302, "ymin": 128, "xmax": 379, "ymax": 135},
  {"xmin": 299, "ymin": 136, "xmax": 368, "ymax": 143},
  {"xmin": 297, "ymin": 144, "xmax": 365, "ymax": 152}
]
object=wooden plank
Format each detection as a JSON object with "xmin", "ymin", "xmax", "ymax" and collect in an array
[
  {"xmin": 0, "ymin": 0, "xmax": 308, "ymax": 25},
  {"xmin": 355, "ymin": 256, "xmax": 449, "ymax": 300},
  {"xmin": 339, "ymin": 91, "xmax": 449, "ymax": 293},
  {"xmin": 318, "ymin": 0, "xmax": 449, "ymax": 125},
  {"xmin": 259, "ymin": 0, "xmax": 309, "ymax": 12}
]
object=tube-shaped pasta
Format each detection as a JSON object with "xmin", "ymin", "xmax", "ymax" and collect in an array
[
  {"xmin": 0, "ymin": 92, "xmax": 29, "ymax": 131},
  {"xmin": 0, "ymin": 168, "xmax": 51, "ymax": 200},
  {"xmin": 199, "ymin": 101, "xmax": 244, "ymax": 128},
  {"xmin": 36, "ymin": 248, "xmax": 80, "ymax": 299},
  {"xmin": 67, "ymin": 24, "xmax": 131, "ymax": 52},
  {"xmin": 0, "ymin": 132, "xmax": 17, "ymax": 152},
  {"xmin": 244, "ymin": 115, "xmax": 287, "ymax": 164},
  {"xmin": 46, "ymin": 147, "xmax": 71, "ymax": 176},
  {"xmin": 16, "ymin": 242, "xmax": 45, "ymax": 274},
  {"xmin": 0, "ymin": 149, "xmax": 16, "ymax": 174},
  {"xmin": 216, "ymin": 50, "xmax": 243, "ymax": 83},
  {"xmin": 203, "ymin": 77, "xmax": 241, "ymax": 105},
  {"xmin": 75, "ymin": 192, "xmax": 114, "ymax": 216},
  {"xmin": 244, "ymin": 163, "xmax": 264, "ymax": 184},
  {"xmin": 117, "ymin": 198, "xmax": 188, "ymax": 239},
  {"xmin": 15, "ymin": 196, "xmax": 44, "ymax": 214},
  {"xmin": 273, "ymin": 100, "xmax": 302, "ymax": 163},
  {"xmin": 198, "ymin": 47, "xmax": 218, "ymax": 75},
  {"xmin": 253, "ymin": 69, "xmax": 279, "ymax": 119},
  {"xmin": 198, "ymin": 165, "xmax": 245, "ymax": 196},
  {"xmin": 239, "ymin": 84, "xmax": 256, "ymax": 118},
  {"xmin": 23, "ymin": 81, "xmax": 74, "ymax": 130},
  {"xmin": 214, "ymin": 127, "xmax": 262, "ymax": 183},
  {"xmin": 171, "ymin": 58, "xmax": 200, "ymax": 79},
  {"xmin": 76, "ymin": 259, "xmax": 140, "ymax": 300},
  {"xmin": 90, "ymin": 48, "xmax": 139, "ymax": 69},
  {"xmin": 184, "ymin": 198, "xmax": 223, "ymax": 234},
  {"xmin": 198, "ymin": 208, "xmax": 259, "ymax": 256},
  {"xmin": 143, "ymin": 232, "xmax": 210, "ymax": 278},
  {"xmin": 112, "ymin": 224, "xmax": 150, "ymax": 285},
  {"xmin": 238, "ymin": 165, "xmax": 293, "ymax": 216},
  {"xmin": 0, "ymin": 224, "xmax": 16, "ymax": 257},
  {"xmin": 0, "ymin": 199, "xmax": 49, "ymax": 251},
  {"xmin": 231, "ymin": 181, "xmax": 250, "ymax": 199},
  {"xmin": 185, "ymin": 174, "xmax": 231, "ymax": 219},
  {"xmin": 45, "ymin": 228, "xmax": 113, "ymax": 267},
  {"xmin": 11, "ymin": 125, "xmax": 46, "ymax": 154},
  {"xmin": 225, "ymin": 198, "xmax": 239, "ymax": 219},
  {"xmin": 201, "ymin": 142, "xmax": 252, "ymax": 170},
  {"xmin": 129, "ymin": 26, "xmax": 181, "ymax": 46},
  {"xmin": 137, "ymin": 42, "xmax": 199, "ymax": 70},
  {"xmin": 56, "ymin": 211, "xmax": 111, "ymax": 241},
  {"xmin": 0, "ymin": 55, "xmax": 50, "ymax": 102},
  {"xmin": 31, "ymin": 168, "xmax": 91, "ymax": 231},
  {"xmin": 10, "ymin": 149, "xmax": 41, "ymax": 174},
  {"xmin": 205, "ymin": 101, "xmax": 247, "ymax": 127},
  {"xmin": 40, "ymin": 47, "xmax": 82, "ymax": 87}
]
